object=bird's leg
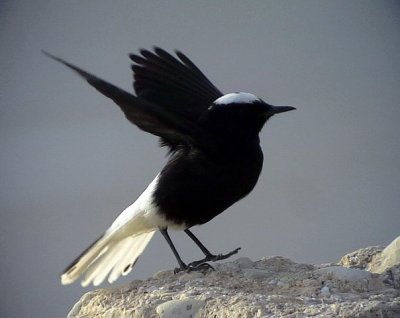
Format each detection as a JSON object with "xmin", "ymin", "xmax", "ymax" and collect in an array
[
  {"xmin": 160, "ymin": 228, "xmax": 188, "ymax": 272},
  {"xmin": 160, "ymin": 228, "xmax": 214, "ymax": 273},
  {"xmin": 184, "ymin": 228, "xmax": 241, "ymax": 268}
]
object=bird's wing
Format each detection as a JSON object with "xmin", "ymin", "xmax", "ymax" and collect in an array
[
  {"xmin": 43, "ymin": 51, "xmax": 213, "ymax": 151},
  {"xmin": 130, "ymin": 47, "xmax": 223, "ymax": 122}
]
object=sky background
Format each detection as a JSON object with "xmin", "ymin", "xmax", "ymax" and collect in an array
[{"xmin": 1, "ymin": 1, "xmax": 399, "ymax": 317}]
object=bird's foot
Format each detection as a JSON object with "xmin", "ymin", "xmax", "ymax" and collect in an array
[
  {"xmin": 187, "ymin": 262, "xmax": 215, "ymax": 272},
  {"xmin": 173, "ymin": 262, "xmax": 214, "ymax": 274},
  {"xmin": 173, "ymin": 247, "xmax": 241, "ymax": 274},
  {"xmin": 187, "ymin": 247, "xmax": 241, "ymax": 268}
]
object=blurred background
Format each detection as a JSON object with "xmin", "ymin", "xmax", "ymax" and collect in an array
[{"xmin": 1, "ymin": 1, "xmax": 399, "ymax": 317}]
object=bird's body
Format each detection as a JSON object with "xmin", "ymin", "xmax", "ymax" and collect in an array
[
  {"xmin": 156, "ymin": 141, "xmax": 263, "ymax": 227},
  {"xmin": 44, "ymin": 48, "xmax": 294, "ymax": 286}
]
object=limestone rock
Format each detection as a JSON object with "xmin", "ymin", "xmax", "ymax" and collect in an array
[
  {"xmin": 339, "ymin": 245, "xmax": 384, "ymax": 269},
  {"xmin": 368, "ymin": 236, "xmax": 400, "ymax": 274},
  {"xmin": 67, "ymin": 237, "xmax": 400, "ymax": 318},
  {"xmin": 156, "ymin": 298, "xmax": 205, "ymax": 318}
]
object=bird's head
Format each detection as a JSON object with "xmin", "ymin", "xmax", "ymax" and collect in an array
[{"xmin": 200, "ymin": 92, "xmax": 295, "ymax": 139}]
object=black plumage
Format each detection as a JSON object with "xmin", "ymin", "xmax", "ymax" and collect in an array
[{"xmin": 44, "ymin": 48, "xmax": 295, "ymax": 286}]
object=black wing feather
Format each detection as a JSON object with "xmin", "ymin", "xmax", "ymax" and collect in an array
[
  {"xmin": 130, "ymin": 47, "xmax": 223, "ymax": 122},
  {"xmin": 43, "ymin": 51, "xmax": 211, "ymax": 151}
]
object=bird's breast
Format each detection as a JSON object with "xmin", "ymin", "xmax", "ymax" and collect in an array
[{"xmin": 153, "ymin": 145, "xmax": 263, "ymax": 227}]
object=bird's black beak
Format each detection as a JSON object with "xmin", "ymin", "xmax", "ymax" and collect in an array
[{"xmin": 269, "ymin": 105, "xmax": 296, "ymax": 114}]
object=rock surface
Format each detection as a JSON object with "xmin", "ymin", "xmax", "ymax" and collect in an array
[{"xmin": 68, "ymin": 236, "xmax": 400, "ymax": 318}]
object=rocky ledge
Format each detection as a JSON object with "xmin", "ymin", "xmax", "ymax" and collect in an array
[{"xmin": 68, "ymin": 236, "xmax": 400, "ymax": 318}]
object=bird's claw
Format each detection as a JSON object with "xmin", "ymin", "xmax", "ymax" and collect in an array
[
  {"xmin": 187, "ymin": 262, "xmax": 215, "ymax": 272},
  {"xmin": 187, "ymin": 247, "xmax": 241, "ymax": 268},
  {"xmin": 173, "ymin": 247, "xmax": 241, "ymax": 274},
  {"xmin": 174, "ymin": 262, "xmax": 214, "ymax": 274},
  {"xmin": 215, "ymin": 247, "xmax": 241, "ymax": 260}
]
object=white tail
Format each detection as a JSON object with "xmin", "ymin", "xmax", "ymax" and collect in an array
[
  {"xmin": 61, "ymin": 231, "xmax": 155, "ymax": 286},
  {"xmin": 61, "ymin": 175, "xmax": 166, "ymax": 286}
]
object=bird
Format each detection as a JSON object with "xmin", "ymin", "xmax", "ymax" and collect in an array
[{"xmin": 44, "ymin": 47, "xmax": 295, "ymax": 287}]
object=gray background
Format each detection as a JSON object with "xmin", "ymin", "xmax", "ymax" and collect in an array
[{"xmin": 1, "ymin": 1, "xmax": 399, "ymax": 317}]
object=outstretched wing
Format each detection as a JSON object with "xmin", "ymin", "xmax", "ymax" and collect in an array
[
  {"xmin": 130, "ymin": 47, "xmax": 223, "ymax": 122},
  {"xmin": 43, "ymin": 51, "xmax": 213, "ymax": 151}
]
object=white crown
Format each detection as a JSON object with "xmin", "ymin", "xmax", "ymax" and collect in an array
[{"xmin": 214, "ymin": 92, "xmax": 260, "ymax": 105}]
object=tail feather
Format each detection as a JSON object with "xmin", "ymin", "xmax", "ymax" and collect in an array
[
  {"xmin": 60, "ymin": 234, "xmax": 112, "ymax": 285},
  {"xmin": 61, "ymin": 231, "xmax": 155, "ymax": 286},
  {"xmin": 61, "ymin": 175, "xmax": 162, "ymax": 286},
  {"xmin": 109, "ymin": 232, "xmax": 154, "ymax": 283},
  {"xmin": 81, "ymin": 240, "xmax": 123, "ymax": 287},
  {"xmin": 83, "ymin": 237, "xmax": 134, "ymax": 287},
  {"xmin": 91, "ymin": 241, "xmax": 126, "ymax": 286}
]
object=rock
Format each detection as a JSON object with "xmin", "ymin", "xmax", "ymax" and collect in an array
[
  {"xmin": 315, "ymin": 266, "xmax": 384, "ymax": 292},
  {"xmin": 369, "ymin": 235, "xmax": 400, "ymax": 274},
  {"xmin": 178, "ymin": 271, "xmax": 204, "ymax": 283},
  {"xmin": 339, "ymin": 235, "xmax": 400, "ymax": 290},
  {"xmin": 243, "ymin": 268, "xmax": 270, "ymax": 279},
  {"xmin": 67, "ymin": 236, "xmax": 400, "ymax": 318},
  {"xmin": 156, "ymin": 298, "xmax": 205, "ymax": 318},
  {"xmin": 339, "ymin": 236, "xmax": 400, "ymax": 275},
  {"xmin": 233, "ymin": 257, "xmax": 254, "ymax": 269},
  {"xmin": 339, "ymin": 245, "xmax": 384, "ymax": 269},
  {"xmin": 320, "ymin": 286, "xmax": 330, "ymax": 295}
]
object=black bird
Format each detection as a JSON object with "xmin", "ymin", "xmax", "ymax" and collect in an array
[{"xmin": 44, "ymin": 48, "xmax": 295, "ymax": 286}]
